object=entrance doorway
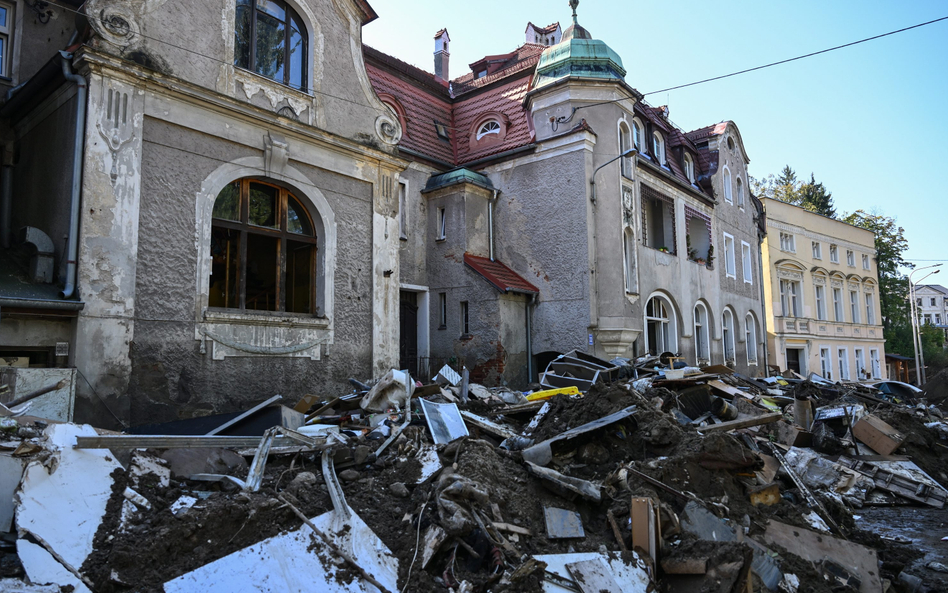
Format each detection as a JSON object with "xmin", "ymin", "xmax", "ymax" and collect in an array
[
  {"xmin": 399, "ymin": 291, "xmax": 418, "ymax": 374},
  {"xmin": 786, "ymin": 347, "xmax": 805, "ymax": 375}
]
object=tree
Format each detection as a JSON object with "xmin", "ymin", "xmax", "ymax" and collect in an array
[
  {"xmin": 749, "ymin": 174, "xmax": 775, "ymax": 199},
  {"xmin": 773, "ymin": 165, "xmax": 801, "ymax": 205},
  {"xmin": 842, "ymin": 210, "xmax": 914, "ymax": 356},
  {"xmin": 798, "ymin": 173, "xmax": 836, "ymax": 218}
]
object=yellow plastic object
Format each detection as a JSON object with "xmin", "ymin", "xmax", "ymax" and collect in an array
[{"xmin": 525, "ymin": 386, "xmax": 581, "ymax": 401}]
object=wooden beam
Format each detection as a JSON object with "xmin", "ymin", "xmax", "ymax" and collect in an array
[{"xmin": 697, "ymin": 412, "xmax": 782, "ymax": 433}]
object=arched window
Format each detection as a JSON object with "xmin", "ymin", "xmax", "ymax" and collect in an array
[
  {"xmin": 736, "ymin": 177, "xmax": 744, "ymax": 207},
  {"xmin": 694, "ymin": 302, "xmax": 709, "ymax": 362},
  {"xmin": 476, "ymin": 120, "xmax": 501, "ymax": 140},
  {"xmin": 722, "ymin": 308, "xmax": 735, "ymax": 364},
  {"xmin": 209, "ymin": 179, "xmax": 319, "ymax": 314},
  {"xmin": 652, "ymin": 131, "xmax": 665, "ymax": 165},
  {"xmin": 645, "ymin": 295, "xmax": 677, "ymax": 355},
  {"xmin": 723, "ymin": 168, "xmax": 733, "ymax": 203},
  {"xmin": 623, "ymin": 228, "xmax": 635, "ymax": 293},
  {"xmin": 235, "ymin": 0, "xmax": 308, "ymax": 91},
  {"xmin": 619, "ymin": 121, "xmax": 633, "ymax": 178},
  {"xmin": 683, "ymin": 153, "xmax": 695, "ymax": 184},
  {"xmin": 745, "ymin": 312, "xmax": 758, "ymax": 364},
  {"xmin": 632, "ymin": 119, "xmax": 642, "ymax": 151}
]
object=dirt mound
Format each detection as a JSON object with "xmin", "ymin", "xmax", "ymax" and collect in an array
[
  {"xmin": 531, "ymin": 382, "xmax": 638, "ymax": 442},
  {"xmin": 874, "ymin": 407, "xmax": 948, "ymax": 483},
  {"xmin": 923, "ymin": 367, "xmax": 948, "ymax": 402}
]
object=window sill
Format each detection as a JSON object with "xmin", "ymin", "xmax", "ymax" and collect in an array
[
  {"xmin": 646, "ymin": 246, "xmax": 676, "ymax": 256},
  {"xmin": 204, "ymin": 308, "xmax": 329, "ymax": 329},
  {"xmin": 459, "ymin": 334, "xmax": 473, "ymax": 341},
  {"xmin": 438, "ymin": 325, "xmax": 447, "ymax": 330},
  {"xmin": 234, "ymin": 66, "xmax": 311, "ymax": 98}
]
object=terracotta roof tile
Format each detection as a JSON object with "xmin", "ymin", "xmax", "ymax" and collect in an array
[
  {"xmin": 464, "ymin": 253, "xmax": 539, "ymax": 294},
  {"xmin": 451, "ymin": 44, "xmax": 545, "ymax": 95},
  {"xmin": 454, "ymin": 74, "xmax": 535, "ymax": 164}
]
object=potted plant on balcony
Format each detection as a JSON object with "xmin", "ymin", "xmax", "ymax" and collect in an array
[{"xmin": 705, "ymin": 244, "xmax": 714, "ymax": 269}]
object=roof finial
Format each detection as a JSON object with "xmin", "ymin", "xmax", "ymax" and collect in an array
[{"xmin": 569, "ymin": 0, "xmax": 579, "ymax": 25}]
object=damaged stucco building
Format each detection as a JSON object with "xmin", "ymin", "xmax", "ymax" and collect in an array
[{"xmin": 0, "ymin": 0, "xmax": 767, "ymax": 427}]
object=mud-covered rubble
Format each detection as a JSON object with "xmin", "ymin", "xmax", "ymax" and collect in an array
[{"xmin": 0, "ymin": 357, "xmax": 946, "ymax": 592}]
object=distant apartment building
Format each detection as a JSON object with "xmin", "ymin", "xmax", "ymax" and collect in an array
[
  {"xmin": 761, "ymin": 198, "xmax": 886, "ymax": 380},
  {"xmin": 914, "ymin": 285, "xmax": 948, "ymax": 341}
]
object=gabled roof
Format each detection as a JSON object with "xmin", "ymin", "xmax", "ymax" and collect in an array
[
  {"xmin": 452, "ymin": 44, "xmax": 546, "ymax": 96},
  {"xmin": 526, "ymin": 21, "xmax": 560, "ymax": 35},
  {"xmin": 918, "ymin": 284, "xmax": 948, "ymax": 296},
  {"xmin": 464, "ymin": 253, "xmax": 539, "ymax": 295}
]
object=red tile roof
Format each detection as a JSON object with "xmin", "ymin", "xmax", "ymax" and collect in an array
[
  {"xmin": 454, "ymin": 74, "xmax": 535, "ymax": 164},
  {"xmin": 452, "ymin": 44, "xmax": 546, "ymax": 95},
  {"xmin": 527, "ymin": 22, "xmax": 560, "ymax": 35},
  {"xmin": 464, "ymin": 253, "xmax": 539, "ymax": 294}
]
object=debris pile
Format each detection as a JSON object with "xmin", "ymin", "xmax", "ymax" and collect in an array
[{"xmin": 0, "ymin": 356, "xmax": 947, "ymax": 592}]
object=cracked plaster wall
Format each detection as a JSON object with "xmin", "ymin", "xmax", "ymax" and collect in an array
[{"xmin": 129, "ymin": 117, "xmax": 374, "ymax": 425}]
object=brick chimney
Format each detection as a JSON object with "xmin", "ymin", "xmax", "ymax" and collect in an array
[{"xmin": 434, "ymin": 29, "xmax": 450, "ymax": 81}]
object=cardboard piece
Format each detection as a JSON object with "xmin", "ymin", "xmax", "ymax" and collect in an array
[
  {"xmin": 853, "ymin": 415, "xmax": 905, "ymax": 456},
  {"xmin": 762, "ymin": 520, "xmax": 881, "ymax": 593},
  {"xmin": 630, "ymin": 497, "xmax": 660, "ymax": 565}
]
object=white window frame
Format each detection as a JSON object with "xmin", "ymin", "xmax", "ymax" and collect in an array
[
  {"xmin": 932, "ymin": 297, "xmax": 937, "ymax": 307},
  {"xmin": 623, "ymin": 228, "xmax": 634, "ymax": 293},
  {"xmin": 829, "ymin": 244, "xmax": 839, "ymax": 263},
  {"xmin": 736, "ymin": 176, "xmax": 745, "ymax": 208},
  {"xmin": 741, "ymin": 240, "xmax": 752, "ymax": 284},
  {"xmin": 723, "ymin": 168, "xmax": 733, "ymax": 203},
  {"xmin": 722, "ymin": 308, "xmax": 736, "ymax": 364},
  {"xmin": 723, "ymin": 232, "xmax": 736, "ymax": 278},
  {"xmin": 745, "ymin": 312, "xmax": 758, "ymax": 365},
  {"xmin": 779, "ymin": 232, "xmax": 795, "ymax": 253},
  {"xmin": 815, "ymin": 284, "xmax": 827, "ymax": 320},
  {"xmin": 870, "ymin": 349, "xmax": 881, "ymax": 379},
  {"xmin": 833, "ymin": 287, "xmax": 844, "ymax": 322},
  {"xmin": 838, "ymin": 347, "xmax": 850, "ymax": 380},
  {"xmin": 865, "ymin": 292, "xmax": 875, "ymax": 325},
  {"xmin": 618, "ymin": 120, "xmax": 633, "ymax": 179},
  {"xmin": 476, "ymin": 120, "xmax": 501, "ymax": 140},
  {"xmin": 820, "ymin": 347, "xmax": 832, "ymax": 380},
  {"xmin": 652, "ymin": 131, "xmax": 666, "ymax": 165},
  {"xmin": 632, "ymin": 119, "xmax": 643, "ymax": 151},
  {"xmin": 436, "ymin": 207, "xmax": 446, "ymax": 240},
  {"xmin": 850, "ymin": 290, "xmax": 860, "ymax": 324},
  {"xmin": 645, "ymin": 294, "xmax": 677, "ymax": 355},
  {"xmin": 683, "ymin": 153, "xmax": 695, "ymax": 184},
  {"xmin": 694, "ymin": 302, "xmax": 710, "ymax": 362},
  {"xmin": 812, "ymin": 241, "xmax": 822, "ymax": 259},
  {"xmin": 855, "ymin": 348, "xmax": 866, "ymax": 379},
  {"xmin": 862, "ymin": 254, "xmax": 870, "ymax": 270},
  {"xmin": 846, "ymin": 250, "xmax": 855, "ymax": 267}
]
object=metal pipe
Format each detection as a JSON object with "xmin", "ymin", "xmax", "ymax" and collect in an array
[
  {"xmin": 0, "ymin": 296, "xmax": 85, "ymax": 311},
  {"xmin": 909, "ymin": 264, "xmax": 941, "ymax": 385},
  {"xmin": 589, "ymin": 148, "xmax": 636, "ymax": 203},
  {"xmin": 526, "ymin": 293, "xmax": 536, "ymax": 384},
  {"xmin": 60, "ymin": 52, "xmax": 87, "ymax": 299},
  {"xmin": 488, "ymin": 189, "xmax": 498, "ymax": 261},
  {"xmin": 0, "ymin": 165, "xmax": 12, "ymax": 248},
  {"xmin": 757, "ymin": 239, "xmax": 770, "ymax": 372}
]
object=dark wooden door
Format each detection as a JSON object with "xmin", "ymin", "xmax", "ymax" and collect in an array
[{"xmin": 399, "ymin": 292, "xmax": 418, "ymax": 374}]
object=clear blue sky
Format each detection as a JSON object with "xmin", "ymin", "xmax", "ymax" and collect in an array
[{"xmin": 364, "ymin": 0, "xmax": 948, "ymax": 270}]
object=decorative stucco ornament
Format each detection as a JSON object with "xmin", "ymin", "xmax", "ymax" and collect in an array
[
  {"xmin": 85, "ymin": 0, "xmax": 169, "ymax": 48},
  {"xmin": 96, "ymin": 85, "xmax": 136, "ymax": 184},
  {"xmin": 375, "ymin": 113, "xmax": 402, "ymax": 145},
  {"xmin": 264, "ymin": 132, "xmax": 290, "ymax": 178}
]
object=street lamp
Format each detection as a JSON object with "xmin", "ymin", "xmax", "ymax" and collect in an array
[{"xmin": 909, "ymin": 264, "xmax": 942, "ymax": 386}]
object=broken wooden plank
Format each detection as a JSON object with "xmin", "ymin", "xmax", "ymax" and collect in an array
[
  {"xmin": 606, "ymin": 509, "xmax": 628, "ymax": 553},
  {"xmin": 492, "ymin": 522, "xmax": 532, "ymax": 536},
  {"xmin": 206, "ymin": 395, "xmax": 282, "ymax": 436},
  {"xmin": 459, "ymin": 410, "xmax": 519, "ymax": 440},
  {"xmin": 661, "ymin": 557, "xmax": 708, "ymax": 575},
  {"xmin": 74, "ymin": 435, "xmax": 326, "ymax": 449},
  {"xmin": 708, "ymin": 380, "xmax": 749, "ymax": 400},
  {"xmin": 697, "ymin": 412, "xmax": 782, "ymax": 433}
]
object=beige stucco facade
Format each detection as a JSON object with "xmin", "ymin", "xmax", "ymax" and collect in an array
[{"xmin": 761, "ymin": 198, "xmax": 886, "ymax": 380}]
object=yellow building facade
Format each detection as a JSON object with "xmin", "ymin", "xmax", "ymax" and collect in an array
[{"xmin": 761, "ymin": 198, "xmax": 886, "ymax": 380}]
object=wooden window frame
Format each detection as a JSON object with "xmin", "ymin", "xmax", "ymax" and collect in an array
[{"xmin": 210, "ymin": 179, "xmax": 318, "ymax": 314}]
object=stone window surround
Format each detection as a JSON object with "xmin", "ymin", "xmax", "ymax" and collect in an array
[
  {"xmin": 194, "ymin": 157, "xmax": 337, "ymax": 360},
  {"xmin": 721, "ymin": 307, "xmax": 736, "ymax": 363},
  {"xmin": 745, "ymin": 312, "xmax": 759, "ymax": 365},
  {"xmin": 693, "ymin": 301, "xmax": 710, "ymax": 363},
  {"xmin": 644, "ymin": 291, "xmax": 678, "ymax": 355}
]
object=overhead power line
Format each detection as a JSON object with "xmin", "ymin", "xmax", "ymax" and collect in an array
[{"xmin": 643, "ymin": 15, "xmax": 948, "ymax": 95}]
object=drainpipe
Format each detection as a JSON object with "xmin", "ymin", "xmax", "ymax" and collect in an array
[
  {"xmin": 60, "ymin": 51, "xmax": 87, "ymax": 299},
  {"xmin": 488, "ymin": 189, "xmax": 498, "ymax": 261},
  {"xmin": 525, "ymin": 293, "xmax": 536, "ymax": 383},
  {"xmin": 757, "ymin": 238, "xmax": 770, "ymax": 373},
  {"xmin": 0, "ymin": 165, "xmax": 11, "ymax": 248}
]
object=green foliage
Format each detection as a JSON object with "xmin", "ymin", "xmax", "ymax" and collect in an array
[
  {"xmin": 798, "ymin": 174, "xmax": 836, "ymax": 218},
  {"xmin": 920, "ymin": 323, "xmax": 948, "ymax": 376},
  {"xmin": 749, "ymin": 174, "xmax": 775, "ymax": 199},
  {"xmin": 773, "ymin": 165, "xmax": 801, "ymax": 205},
  {"xmin": 842, "ymin": 210, "xmax": 914, "ymax": 356}
]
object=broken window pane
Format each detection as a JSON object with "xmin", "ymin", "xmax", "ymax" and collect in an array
[
  {"xmin": 245, "ymin": 233, "xmax": 279, "ymax": 311},
  {"xmin": 213, "ymin": 182, "xmax": 241, "ymax": 221},
  {"xmin": 249, "ymin": 183, "xmax": 278, "ymax": 228},
  {"xmin": 209, "ymin": 227, "xmax": 240, "ymax": 308},
  {"xmin": 286, "ymin": 196, "xmax": 313, "ymax": 235},
  {"xmin": 286, "ymin": 240, "xmax": 314, "ymax": 314}
]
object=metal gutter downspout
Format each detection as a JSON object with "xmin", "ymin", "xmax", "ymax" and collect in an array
[
  {"xmin": 757, "ymin": 239, "xmax": 770, "ymax": 372},
  {"xmin": 60, "ymin": 51, "xmax": 87, "ymax": 299},
  {"xmin": 0, "ymin": 165, "xmax": 11, "ymax": 248},
  {"xmin": 488, "ymin": 189, "xmax": 498, "ymax": 261},
  {"xmin": 526, "ymin": 293, "xmax": 536, "ymax": 384}
]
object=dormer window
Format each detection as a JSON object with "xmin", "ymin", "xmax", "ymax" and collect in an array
[
  {"xmin": 435, "ymin": 121, "xmax": 451, "ymax": 141},
  {"xmin": 683, "ymin": 153, "xmax": 695, "ymax": 184},
  {"xmin": 652, "ymin": 132, "xmax": 665, "ymax": 165},
  {"xmin": 476, "ymin": 120, "xmax": 501, "ymax": 140},
  {"xmin": 476, "ymin": 69, "xmax": 487, "ymax": 79}
]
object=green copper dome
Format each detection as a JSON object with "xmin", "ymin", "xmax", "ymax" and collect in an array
[{"xmin": 532, "ymin": 3, "xmax": 626, "ymax": 89}]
